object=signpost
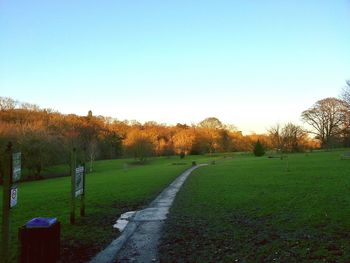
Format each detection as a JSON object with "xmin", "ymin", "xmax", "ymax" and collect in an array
[
  {"xmin": 70, "ymin": 148, "xmax": 86, "ymax": 224},
  {"xmin": 76, "ymin": 164, "xmax": 86, "ymax": 216},
  {"xmin": 1, "ymin": 143, "xmax": 21, "ymax": 263},
  {"xmin": 75, "ymin": 166, "xmax": 84, "ymax": 197},
  {"xmin": 11, "ymin": 152, "xmax": 21, "ymax": 209}
]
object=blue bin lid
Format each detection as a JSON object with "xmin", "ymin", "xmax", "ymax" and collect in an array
[{"xmin": 26, "ymin": 217, "xmax": 57, "ymax": 228}]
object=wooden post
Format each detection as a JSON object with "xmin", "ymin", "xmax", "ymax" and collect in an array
[
  {"xmin": 70, "ymin": 148, "xmax": 76, "ymax": 224},
  {"xmin": 80, "ymin": 161, "xmax": 86, "ymax": 217},
  {"xmin": 2, "ymin": 142, "xmax": 12, "ymax": 263},
  {"xmin": 80, "ymin": 148, "xmax": 86, "ymax": 217}
]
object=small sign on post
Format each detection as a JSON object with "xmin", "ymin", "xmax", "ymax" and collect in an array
[
  {"xmin": 12, "ymin": 152, "xmax": 21, "ymax": 183},
  {"xmin": 10, "ymin": 187, "xmax": 17, "ymax": 208},
  {"xmin": 75, "ymin": 166, "xmax": 84, "ymax": 197}
]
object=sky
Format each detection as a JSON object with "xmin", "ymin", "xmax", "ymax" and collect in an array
[{"xmin": 1, "ymin": 0, "xmax": 350, "ymax": 134}]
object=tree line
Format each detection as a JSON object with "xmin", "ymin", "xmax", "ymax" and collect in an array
[{"xmin": 3, "ymin": 81, "xmax": 350, "ymax": 181}]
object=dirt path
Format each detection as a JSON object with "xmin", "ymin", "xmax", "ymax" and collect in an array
[{"xmin": 89, "ymin": 164, "xmax": 207, "ymax": 263}]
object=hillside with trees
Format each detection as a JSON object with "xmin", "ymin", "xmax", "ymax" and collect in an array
[{"xmin": 0, "ymin": 95, "xmax": 335, "ymax": 180}]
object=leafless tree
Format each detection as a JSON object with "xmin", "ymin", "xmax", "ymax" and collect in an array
[
  {"xmin": 280, "ymin": 123, "xmax": 306, "ymax": 152},
  {"xmin": 301, "ymin": 97, "xmax": 349, "ymax": 147},
  {"xmin": 268, "ymin": 123, "xmax": 282, "ymax": 151},
  {"xmin": 268, "ymin": 123, "xmax": 307, "ymax": 152},
  {"xmin": 125, "ymin": 136, "xmax": 154, "ymax": 163},
  {"xmin": 341, "ymin": 80, "xmax": 350, "ymax": 106},
  {"xmin": 0, "ymin": 97, "xmax": 17, "ymax": 111}
]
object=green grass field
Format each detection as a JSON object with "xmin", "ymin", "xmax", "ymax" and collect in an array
[
  {"xmin": 0, "ymin": 155, "xmax": 211, "ymax": 263},
  {"xmin": 159, "ymin": 150, "xmax": 350, "ymax": 262}
]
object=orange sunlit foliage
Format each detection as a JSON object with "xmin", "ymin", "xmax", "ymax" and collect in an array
[
  {"xmin": 172, "ymin": 126, "xmax": 196, "ymax": 155},
  {"xmin": 0, "ymin": 96, "xmax": 321, "ymax": 178}
]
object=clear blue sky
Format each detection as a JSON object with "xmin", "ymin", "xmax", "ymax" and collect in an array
[{"xmin": 1, "ymin": 0, "xmax": 349, "ymax": 134}]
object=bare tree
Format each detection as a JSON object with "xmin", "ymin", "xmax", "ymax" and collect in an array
[
  {"xmin": 87, "ymin": 139, "xmax": 98, "ymax": 172},
  {"xmin": 79, "ymin": 111, "xmax": 102, "ymax": 172},
  {"xmin": 268, "ymin": 123, "xmax": 307, "ymax": 152},
  {"xmin": 125, "ymin": 136, "xmax": 154, "ymax": 163},
  {"xmin": 341, "ymin": 80, "xmax": 350, "ymax": 106},
  {"xmin": 301, "ymin": 97, "xmax": 349, "ymax": 147},
  {"xmin": 268, "ymin": 123, "xmax": 282, "ymax": 151},
  {"xmin": 280, "ymin": 123, "xmax": 307, "ymax": 152},
  {"xmin": 0, "ymin": 97, "xmax": 17, "ymax": 111}
]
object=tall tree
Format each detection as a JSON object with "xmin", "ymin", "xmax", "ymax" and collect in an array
[
  {"xmin": 123, "ymin": 129, "xmax": 155, "ymax": 162},
  {"xmin": 80, "ymin": 111, "xmax": 102, "ymax": 172},
  {"xmin": 199, "ymin": 117, "xmax": 223, "ymax": 129},
  {"xmin": 280, "ymin": 123, "xmax": 307, "ymax": 152},
  {"xmin": 341, "ymin": 80, "xmax": 350, "ymax": 106},
  {"xmin": 301, "ymin": 98, "xmax": 349, "ymax": 147},
  {"xmin": 268, "ymin": 123, "xmax": 308, "ymax": 152},
  {"xmin": 172, "ymin": 128, "xmax": 195, "ymax": 155},
  {"xmin": 268, "ymin": 123, "xmax": 282, "ymax": 151}
]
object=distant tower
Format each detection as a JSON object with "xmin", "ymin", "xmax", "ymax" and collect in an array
[{"xmin": 88, "ymin": 110, "xmax": 93, "ymax": 118}]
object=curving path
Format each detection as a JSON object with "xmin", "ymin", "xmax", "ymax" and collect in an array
[{"xmin": 89, "ymin": 164, "xmax": 207, "ymax": 263}]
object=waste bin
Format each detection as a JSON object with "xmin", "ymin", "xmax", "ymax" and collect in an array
[{"xmin": 19, "ymin": 218, "xmax": 60, "ymax": 263}]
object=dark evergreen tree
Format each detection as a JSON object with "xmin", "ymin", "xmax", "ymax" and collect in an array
[{"xmin": 253, "ymin": 140, "xmax": 265, "ymax": 157}]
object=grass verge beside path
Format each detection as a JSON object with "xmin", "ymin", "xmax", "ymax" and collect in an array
[
  {"xmin": 159, "ymin": 150, "xmax": 350, "ymax": 262},
  {"xmin": 0, "ymin": 155, "xmax": 211, "ymax": 263}
]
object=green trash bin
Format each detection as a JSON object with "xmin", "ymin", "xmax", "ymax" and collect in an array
[{"xmin": 19, "ymin": 218, "xmax": 60, "ymax": 263}]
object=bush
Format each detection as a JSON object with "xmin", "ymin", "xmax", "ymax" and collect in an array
[
  {"xmin": 253, "ymin": 140, "xmax": 265, "ymax": 157},
  {"xmin": 180, "ymin": 151, "xmax": 185, "ymax": 159}
]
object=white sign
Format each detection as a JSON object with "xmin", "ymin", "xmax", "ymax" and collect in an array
[
  {"xmin": 12, "ymin": 152, "xmax": 21, "ymax": 183},
  {"xmin": 75, "ymin": 166, "xmax": 84, "ymax": 197},
  {"xmin": 10, "ymin": 187, "xmax": 17, "ymax": 208}
]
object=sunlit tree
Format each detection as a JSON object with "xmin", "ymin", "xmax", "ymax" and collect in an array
[
  {"xmin": 199, "ymin": 117, "xmax": 223, "ymax": 129},
  {"xmin": 301, "ymin": 98, "xmax": 349, "ymax": 147},
  {"xmin": 124, "ymin": 129, "xmax": 155, "ymax": 162}
]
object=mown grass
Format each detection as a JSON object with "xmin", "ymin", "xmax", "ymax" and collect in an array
[
  {"xmin": 0, "ymin": 155, "xmax": 211, "ymax": 263},
  {"xmin": 159, "ymin": 150, "xmax": 350, "ymax": 262}
]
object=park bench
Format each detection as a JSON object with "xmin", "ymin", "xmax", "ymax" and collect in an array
[{"xmin": 341, "ymin": 152, "xmax": 350, "ymax": 160}]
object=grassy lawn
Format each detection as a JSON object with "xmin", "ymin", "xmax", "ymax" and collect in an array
[
  {"xmin": 0, "ymin": 155, "xmax": 211, "ymax": 263},
  {"xmin": 159, "ymin": 150, "xmax": 350, "ymax": 262}
]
